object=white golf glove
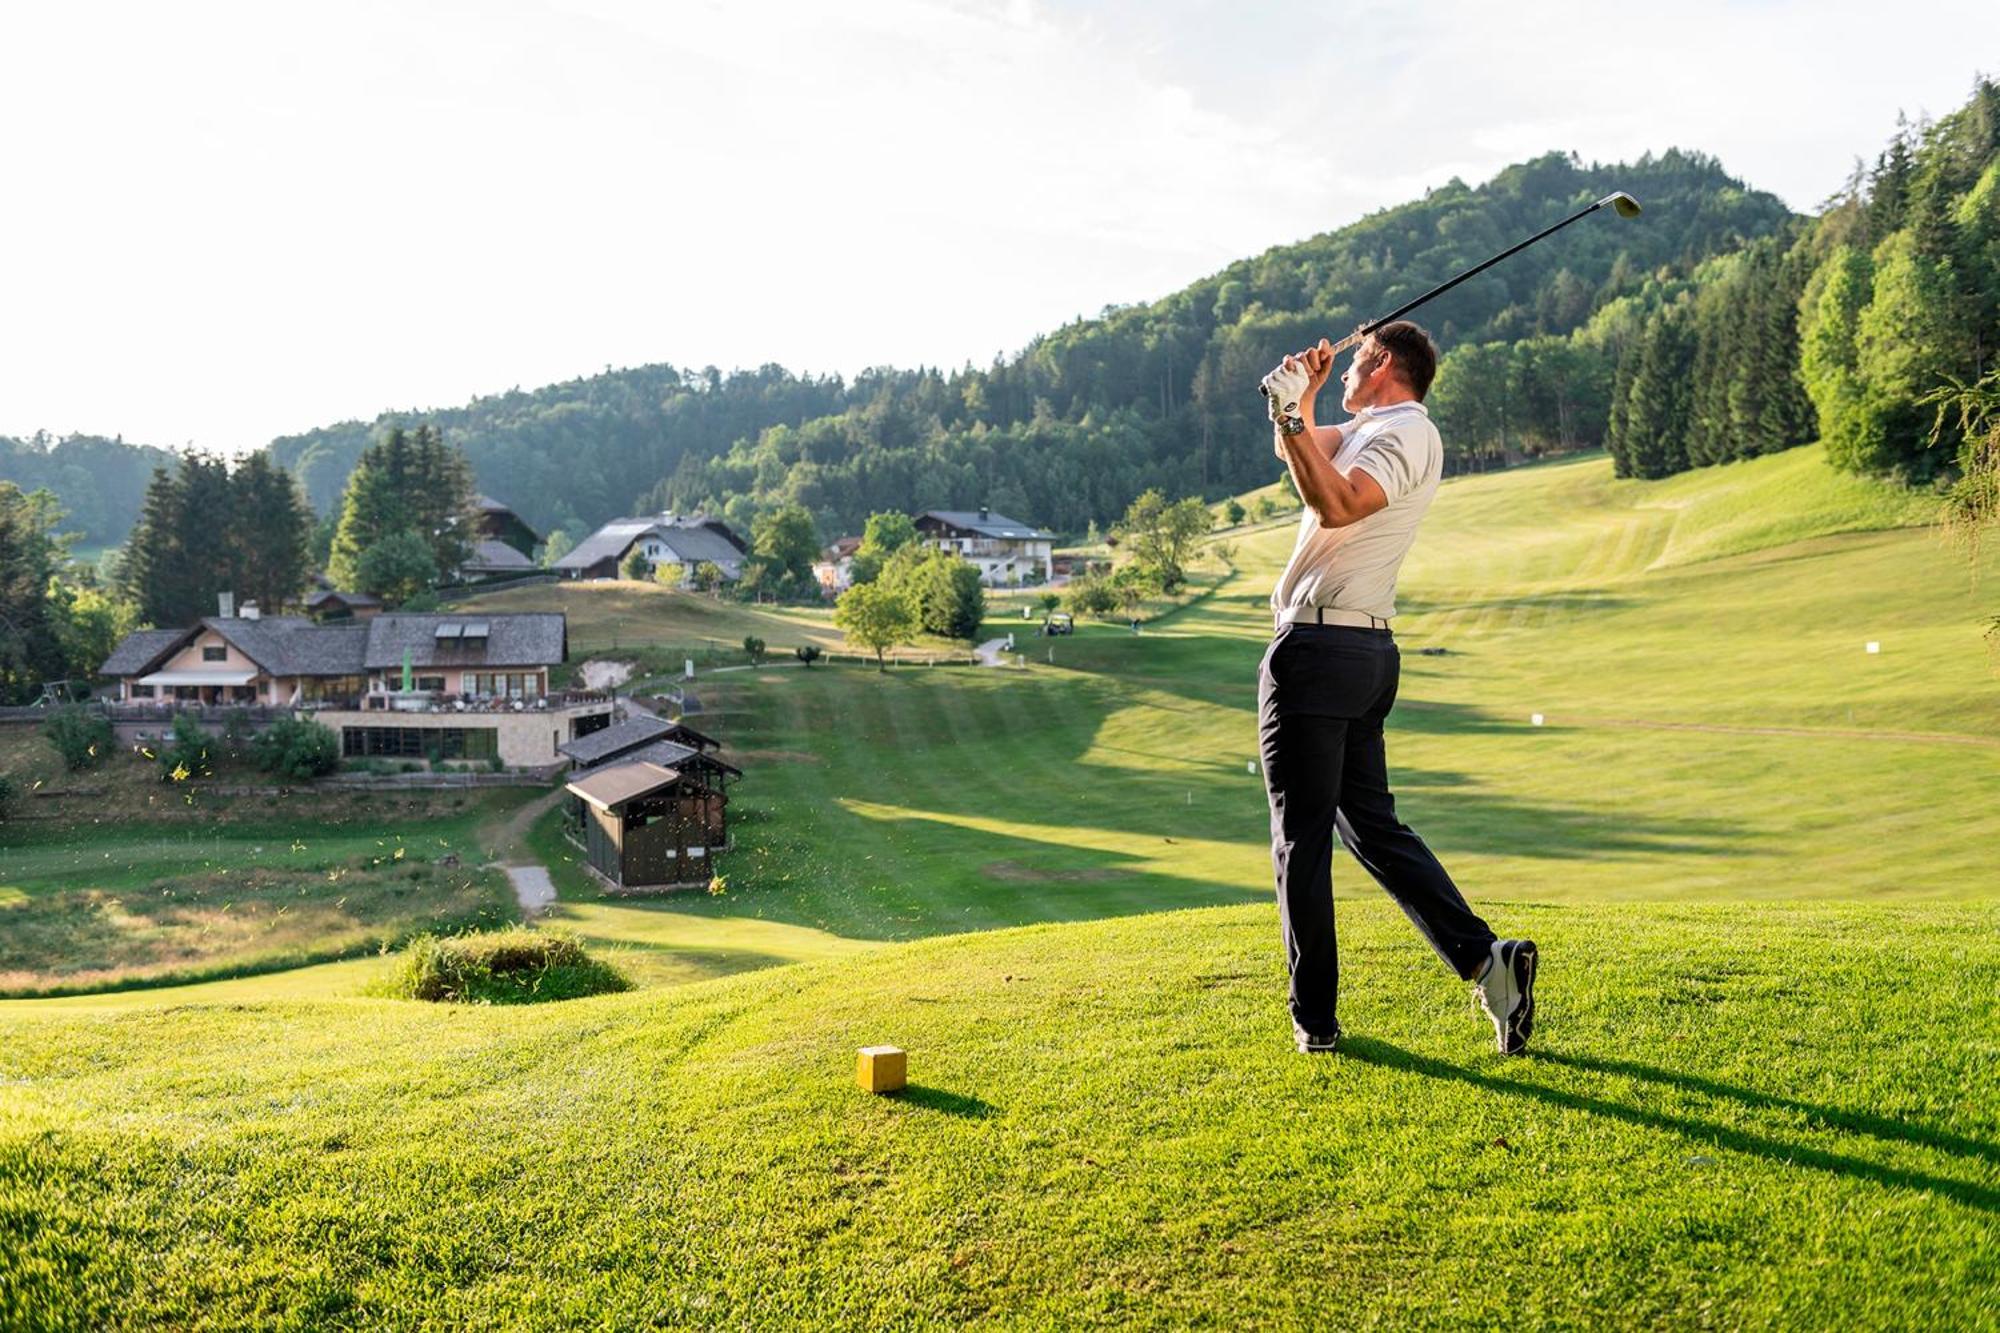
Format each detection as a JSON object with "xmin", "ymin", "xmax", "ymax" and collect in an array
[{"xmin": 1261, "ymin": 361, "xmax": 1309, "ymax": 428}]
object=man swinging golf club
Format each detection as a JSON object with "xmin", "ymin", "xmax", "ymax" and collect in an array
[{"xmin": 1258, "ymin": 325, "xmax": 1536, "ymax": 1055}]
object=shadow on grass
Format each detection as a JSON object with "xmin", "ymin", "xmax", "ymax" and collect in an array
[
  {"xmin": 892, "ymin": 1084, "xmax": 998, "ymax": 1119},
  {"xmin": 1535, "ymin": 1050, "xmax": 2000, "ymax": 1169},
  {"xmin": 1393, "ymin": 590, "xmax": 1638, "ymax": 621},
  {"xmin": 1339, "ymin": 1037, "xmax": 2000, "ymax": 1215}
]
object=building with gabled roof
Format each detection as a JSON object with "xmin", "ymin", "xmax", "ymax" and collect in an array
[
  {"xmin": 559, "ymin": 713, "xmax": 740, "ymax": 890},
  {"xmin": 473, "ymin": 494, "xmax": 541, "ymax": 557},
  {"xmin": 553, "ymin": 513, "xmax": 749, "ymax": 583},
  {"xmin": 915, "ymin": 508, "xmax": 1056, "ymax": 585},
  {"xmin": 98, "ymin": 600, "xmax": 611, "ymax": 767}
]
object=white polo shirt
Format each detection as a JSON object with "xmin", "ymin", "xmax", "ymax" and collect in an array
[{"xmin": 1269, "ymin": 399, "xmax": 1443, "ymax": 624}]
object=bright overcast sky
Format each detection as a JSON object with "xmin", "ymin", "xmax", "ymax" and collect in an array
[{"xmin": 3, "ymin": 0, "xmax": 1995, "ymax": 455}]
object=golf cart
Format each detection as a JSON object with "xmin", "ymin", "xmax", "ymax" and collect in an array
[{"xmin": 1041, "ymin": 613, "xmax": 1073, "ymax": 637}]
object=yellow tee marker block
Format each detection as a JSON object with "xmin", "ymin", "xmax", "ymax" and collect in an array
[{"xmin": 856, "ymin": 1045, "xmax": 907, "ymax": 1094}]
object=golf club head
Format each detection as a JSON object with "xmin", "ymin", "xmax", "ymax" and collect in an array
[{"xmin": 1599, "ymin": 191, "xmax": 1642, "ymax": 218}]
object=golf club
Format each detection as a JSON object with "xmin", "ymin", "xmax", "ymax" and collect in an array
[{"xmin": 1264, "ymin": 191, "xmax": 1642, "ymax": 389}]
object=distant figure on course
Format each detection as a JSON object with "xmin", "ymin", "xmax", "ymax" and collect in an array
[{"xmin": 1257, "ymin": 323, "xmax": 1537, "ymax": 1055}]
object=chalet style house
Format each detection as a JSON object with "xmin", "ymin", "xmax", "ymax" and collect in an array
[
  {"xmin": 559, "ymin": 715, "xmax": 741, "ymax": 890},
  {"xmin": 459, "ymin": 494, "xmax": 542, "ymax": 582},
  {"xmin": 916, "ymin": 509, "xmax": 1056, "ymax": 586},
  {"xmin": 812, "ymin": 536, "xmax": 862, "ymax": 595},
  {"xmin": 554, "ymin": 513, "xmax": 748, "ymax": 584},
  {"xmin": 99, "ymin": 600, "xmax": 613, "ymax": 767}
]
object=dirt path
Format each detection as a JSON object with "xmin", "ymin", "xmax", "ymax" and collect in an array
[
  {"xmin": 505, "ymin": 865, "xmax": 557, "ymax": 916},
  {"xmin": 479, "ymin": 787, "xmax": 567, "ymax": 918}
]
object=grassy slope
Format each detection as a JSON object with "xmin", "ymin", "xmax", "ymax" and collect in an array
[
  {"xmin": 5, "ymin": 445, "xmax": 1999, "ymax": 1325},
  {"xmin": 3, "ymin": 902, "xmax": 1995, "ymax": 1327},
  {"xmin": 0, "ymin": 798, "xmax": 523, "ymax": 996}
]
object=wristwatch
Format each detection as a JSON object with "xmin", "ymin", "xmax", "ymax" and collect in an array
[{"xmin": 1276, "ymin": 411, "xmax": 1308, "ymax": 437}]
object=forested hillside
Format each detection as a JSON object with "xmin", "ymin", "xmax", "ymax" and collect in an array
[
  {"xmin": 267, "ymin": 149, "xmax": 1790, "ymax": 547},
  {"xmin": 1604, "ymin": 78, "xmax": 1999, "ymax": 482},
  {"xmin": 0, "ymin": 434, "xmax": 176, "ymax": 548}
]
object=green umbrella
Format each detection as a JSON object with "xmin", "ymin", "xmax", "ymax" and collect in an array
[{"xmin": 402, "ymin": 649, "xmax": 412, "ymax": 693}]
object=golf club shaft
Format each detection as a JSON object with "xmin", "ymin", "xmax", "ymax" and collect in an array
[{"xmin": 1326, "ymin": 195, "xmax": 1626, "ymax": 356}]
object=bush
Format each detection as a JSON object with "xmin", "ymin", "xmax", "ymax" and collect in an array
[
  {"xmin": 1064, "ymin": 575, "xmax": 1118, "ymax": 617},
  {"xmin": 156, "ymin": 713, "xmax": 214, "ymax": 782},
  {"xmin": 743, "ymin": 635, "xmax": 766, "ymax": 666},
  {"xmin": 487, "ymin": 753, "xmax": 506, "ymax": 773},
  {"xmin": 1224, "ymin": 499, "xmax": 1246, "ymax": 526},
  {"xmin": 794, "ymin": 644, "xmax": 822, "ymax": 668},
  {"xmin": 620, "ymin": 549, "xmax": 652, "ymax": 580},
  {"xmin": 0, "ymin": 772, "xmax": 14, "ymax": 821},
  {"xmin": 381, "ymin": 928, "xmax": 632, "ymax": 1004},
  {"xmin": 249, "ymin": 718, "xmax": 342, "ymax": 781},
  {"xmin": 44, "ymin": 705, "xmax": 114, "ymax": 772}
]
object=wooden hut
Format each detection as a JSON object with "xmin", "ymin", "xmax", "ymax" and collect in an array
[{"xmin": 564, "ymin": 760, "xmax": 728, "ymax": 890}]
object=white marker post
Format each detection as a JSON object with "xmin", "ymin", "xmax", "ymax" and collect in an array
[
  {"xmin": 1531, "ymin": 713, "xmax": 1545, "ymax": 727},
  {"xmin": 1866, "ymin": 642, "xmax": 1881, "ymax": 654}
]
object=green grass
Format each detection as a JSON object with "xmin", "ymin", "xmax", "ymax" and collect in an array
[
  {"xmin": 2, "ymin": 901, "xmax": 1994, "ymax": 1326},
  {"xmin": 0, "ymin": 795, "xmax": 531, "ymax": 996},
  {"xmin": 4, "ymin": 443, "xmax": 1997, "ymax": 1324}
]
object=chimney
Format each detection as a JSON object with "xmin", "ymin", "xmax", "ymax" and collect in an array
[
  {"xmin": 218, "ymin": 591, "xmax": 235, "ymax": 618},
  {"xmin": 241, "ymin": 600, "xmax": 261, "ymax": 621},
  {"xmin": 979, "ymin": 505, "xmax": 990, "ymax": 521}
]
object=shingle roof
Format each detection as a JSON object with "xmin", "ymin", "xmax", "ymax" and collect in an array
[
  {"xmin": 630, "ymin": 739, "xmax": 741, "ymax": 778},
  {"xmin": 362, "ymin": 613, "xmax": 566, "ymax": 670},
  {"xmin": 463, "ymin": 539, "xmax": 537, "ymax": 572},
  {"xmin": 554, "ymin": 516, "xmax": 747, "ymax": 572},
  {"xmin": 99, "ymin": 627, "xmax": 190, "ymax": 677},
  {"xmin": 306, "ymin": 589, "xmax": 383, "ymax": 609},
  {"xmin": 565, "ymin": 761, "xmax": 685, "ymax": 812},
  {"xmin": 659, "ymin": 719, "xmax": 722, "ymax": 753},
  {"xmin": 558, "ymin": 715, "xmax": 674, "ymax": 766},
  {"xmin": 919, "ymin": 510, "xmax": 1056, "ymax": 540},
  {"xmin": 270, "ymin": 625, "xmax": 370, "ymax": 675},
  {"xmin": 101, "ymin": 612, "xmax": 564, "ymax": 678}
]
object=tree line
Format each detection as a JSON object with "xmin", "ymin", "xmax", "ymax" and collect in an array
[
  {"xmin": 1605, "ymin": 80, "xmax": 1995, "ymax": 482},
  {"xmin": 245, "ymin": 148, "xmax": 1785, "ymax": 552},
  {"xmin": 6, "ymin": 149, "xmax": 1793, "ymax": 557}
]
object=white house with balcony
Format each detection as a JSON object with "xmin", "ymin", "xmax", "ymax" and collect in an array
[
  {"xmin": 99, "ymin": 599, "xmax": 613, "ymax": 767},
  {"xmin": 914, "ymin": 508, "xmax": 1056, "ymax": 586}
]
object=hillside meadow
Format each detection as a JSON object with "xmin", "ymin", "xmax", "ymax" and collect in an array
[{"xmin": 3, "ymin": 445, "xmax": 1997, "ymax": 1327}]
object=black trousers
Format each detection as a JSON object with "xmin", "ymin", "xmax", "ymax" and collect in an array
[{"xmin": 1257, "ymin": 623, "xmax": 1496, "ymax": 1034}]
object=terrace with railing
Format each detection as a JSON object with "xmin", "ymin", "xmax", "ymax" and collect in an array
[{"xmin": 95, "ymin": 690, "xmax": 613, "ymax": 722}]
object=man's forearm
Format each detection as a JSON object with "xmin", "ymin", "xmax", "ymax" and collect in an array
[{"xmin": 1277, "ymin": 402, "xmax": 1377, "ymax": 528}]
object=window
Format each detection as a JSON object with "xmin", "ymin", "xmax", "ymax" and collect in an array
[
  {"xmin": 342, "ymin": 726, "xmax": 498, "ymax": 760},
  {"xmin": 202, "ymin": 646, "xmax": 227, "ymax": 662},
  {"xmin": 131, "ymin": 684, "xmax": 155, "ymax": 699},
  {"xmin": 415, "ymin": 675, "xmax": 446, "ymax": 693},
  {"xmin": 469, "ymin": 672, "xmax": 542, "ymax": 699}
]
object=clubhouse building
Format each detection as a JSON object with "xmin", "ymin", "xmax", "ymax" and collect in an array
[{"xmin": 99, "ymin": 599, "xmax": 613, "ymax": 768}]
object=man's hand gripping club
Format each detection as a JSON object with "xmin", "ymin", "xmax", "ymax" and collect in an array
[{"xmin": 1263, "ymin": 337, "xmax": 1390, "ymax": 530}]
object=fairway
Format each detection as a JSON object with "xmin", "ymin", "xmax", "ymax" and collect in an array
[{"xmin": 4, "ymin": 446, "xmax": 1998, "ymax": 1326}]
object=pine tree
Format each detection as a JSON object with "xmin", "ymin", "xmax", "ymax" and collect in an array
[
  {"xmin": 230, "ymin": 454, "xmax": 313, "ymax": 613},
  {"xmin": 0, "ymin": 483, "xmax": 67, "ymax": 702},
  {"xmin": 1621, "ymin": 306, "xmax": 1695, "ymax": 479},
  {"xmin": 1605, "ymin": 333, "xmax": 1644, "ymax": 477},
  {"xmin": 327, "ymin": 428, "xmax": 418, "ymax": 590},
  {"xmin": 119, "ymin": 464, "xmax": 186, "ymax": 627},
  {"xmin": 408, "ymin": 425, "xmax": 477, "ymax": 578}
]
